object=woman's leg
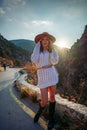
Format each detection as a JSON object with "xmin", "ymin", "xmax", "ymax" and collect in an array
[
  {"xmin": 48, "ymin": 85, "xmax": 56, "ymax": 102},
  {"xmin": 40, "ymin": 87, "xmax": 48, "ymax": 107},
  {"xmin": 48, "ymin": 85, "xmax": 56, "ymax": 130},
  {"xmin": 34, "ymin": 87, "xmax": 48, "ymax": 123}
]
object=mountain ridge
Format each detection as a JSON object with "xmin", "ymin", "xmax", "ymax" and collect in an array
[
  {"xmin": 0, "ymin": 34, "xmax": 31, "ymax": 66},
  {"xmin": 10, "ymin": 39, "xmax": 35, "ymax": 53}
]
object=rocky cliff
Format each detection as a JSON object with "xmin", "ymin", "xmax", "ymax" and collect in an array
[{"xmin": 58, "ymin": 25, "xmax": 87, "ymax": 106}]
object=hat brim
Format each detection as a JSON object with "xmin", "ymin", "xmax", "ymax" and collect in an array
[{"xmin": 34, "ymin": 32, "xmax": 56, "ymax": 43}]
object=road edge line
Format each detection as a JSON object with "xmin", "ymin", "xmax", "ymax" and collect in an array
[{"xmin": 9, "ymin": 85, "xmax": 47, "ymax": 130}]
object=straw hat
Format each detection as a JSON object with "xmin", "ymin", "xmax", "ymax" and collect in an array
[{"xmin": 34, "ymin": 32, "xmax": 56, "ymax": 43}]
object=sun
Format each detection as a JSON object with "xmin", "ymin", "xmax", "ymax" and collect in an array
[{"xmin": 55, "ymin": 39, "xmax": 70, "ymax": 48}]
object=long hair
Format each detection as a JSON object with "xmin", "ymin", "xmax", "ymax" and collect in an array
[{"xmin": 40, "ymin": 40, "xmax": 53, "ymax": 53}]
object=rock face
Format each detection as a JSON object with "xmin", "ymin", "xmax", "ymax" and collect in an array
[
  {"xmin": 76, "ymin": 25, "xmax": 87, "ymax": 60},
  {"xmin": 58, "ymin": 25, "xmax": 87, "ymax": 106}
]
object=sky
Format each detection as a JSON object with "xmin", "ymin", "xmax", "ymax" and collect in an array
[{"xmin": 0, "ymin": 0, "xmax": 87, "ymax": 48}]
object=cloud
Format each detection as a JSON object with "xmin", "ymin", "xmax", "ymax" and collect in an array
[
  {"xmin": 23, "ymin": 22, "xmax": 30, "ymax": 28},
  {"xmin": 15, "ymin": 0, "xmax": 26, "ymax": 6},
  {"xmin": 16, "ymin": 0, "xmax": 26, "ymax": 6},
  {"xmin": 3, "ymin": 0, "xmax": 26, "ymax": 9},
  {"xmin": 0, "ymin": 7, "xmax": 6, "ymax": 15},
  {"xmin": 22, "ymin": 1, "xmax": 26, "ymax": 6},
  {"xmin": 7, "ymin": 18, "xmax": 13, "ymax": 22},
  {"xmin": 6, "ymin": 6, "xmax": 12, "ymax": 11},
  {"xmin": 23, "ymin": 20, "xmax": 53, "ymax": 28},
  {"xmin": 32, "ymin": 20, "xmax": 53, "ymax": 26},
  {"xmin": 62, "ymin": 6, "xmax": 83, "ymax": 20}
]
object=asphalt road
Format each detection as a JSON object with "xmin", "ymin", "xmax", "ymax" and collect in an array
[
  {"xmin": 0, "ymin": 68, "xmax": 44, "ymax": 130},
  {"xmin": 0, "ymin": 67, "xmax": 20, "ymax": 91}
]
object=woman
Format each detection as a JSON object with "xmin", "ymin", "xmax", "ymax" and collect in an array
[{"xmin": 31, "ymin": 32, "xmax": 59, "ymax": 130}]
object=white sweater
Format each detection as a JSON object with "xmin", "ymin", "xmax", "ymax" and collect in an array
[{"xmin": 31, "ymin": 43, "xmax": 59, "ymax": 88}]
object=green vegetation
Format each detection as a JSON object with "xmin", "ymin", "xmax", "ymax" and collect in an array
[
  {"xmin": 10, "ymin": 39, "xmax": 35, "ymax": 54},
  {"xmin": 0, "ymin": 34, "xmax": 30, "ymax": 66}
]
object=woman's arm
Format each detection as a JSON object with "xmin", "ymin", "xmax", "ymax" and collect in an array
[
  {"xmin": 31, "ymin": 42, "xmax": 40, "ymax": 64},
  {"xmin": 50, "ymin": 48, "xmax": 59, "ymax": 65}
]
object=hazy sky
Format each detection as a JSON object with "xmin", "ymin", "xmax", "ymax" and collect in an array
[{"xmin": 0, "ymin": 0, "xmax": 87, "ymax": 48}]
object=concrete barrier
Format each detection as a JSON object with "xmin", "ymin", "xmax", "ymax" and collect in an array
[{"xmin": 15, "ymin": 73, "xmax": 87, "ymax": 123}]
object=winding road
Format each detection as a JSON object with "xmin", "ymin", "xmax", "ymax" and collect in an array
[
  {"xmin": 0, "ymin": 67, "xmax": 44, "ymax": 130},
  {"xmin": 0, "ymin": 67, "xmax": 20, "ymax": 91}
]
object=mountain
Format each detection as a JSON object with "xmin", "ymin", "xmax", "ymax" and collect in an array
[
  {"xmin": 10, "ymin": 39, "xmax": 35, "ymax": 54},
  {"xmin": 0, "ymin": 34, "xmax": 30, "ymax": 66},
  {"xmin": 58, "ymin": 25, "xmax": 87, "ymax": 106}
]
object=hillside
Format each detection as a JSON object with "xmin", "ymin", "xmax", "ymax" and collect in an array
[
  {"xmin": 0, "ymin": 34, "xmax": 30, "ymax": 66},
  {"xmin": 10, "ymin": 39, "xmax": 35, "ymax": 54},
  {"xmin": 57, "ymin": 25, "xmax": 87, "ymax": 106}
]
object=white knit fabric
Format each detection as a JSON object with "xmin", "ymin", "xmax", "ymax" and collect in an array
[{"xmin": 31, "ymin": 42, "xmax": 59, "ymax": 88}]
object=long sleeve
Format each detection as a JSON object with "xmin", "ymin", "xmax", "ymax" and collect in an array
[
  {"xmin": 49, "ymin": 48, "xmax": 59, "ymax": 65},
  {"xmin": 31, "ymin": 42, "xmax": 40, "ymax": 64}
]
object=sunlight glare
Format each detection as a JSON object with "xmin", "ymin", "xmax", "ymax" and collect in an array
[{"xmin": 55, "ymin": 39, "xmax": 70, "ymax": 48}]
